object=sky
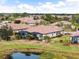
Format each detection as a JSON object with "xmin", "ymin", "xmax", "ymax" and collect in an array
[{"xmin": 0, "ymin": 0, "xmax": 79, "ymax": 13}]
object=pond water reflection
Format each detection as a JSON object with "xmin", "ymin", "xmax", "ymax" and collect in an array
[
  {"xmin": 9, "ymin": 52, "xmax": 40, "ymax": 59},
  {"xmin": 7, "ymin": 52, "xmax": 78, "ymax": 59}
]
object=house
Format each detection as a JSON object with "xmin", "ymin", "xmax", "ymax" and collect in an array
[
  {"xmin": 7, "ymin": 23, "xmax": 32, "ymax": 39},
  {"xmin": 7, "ymin": 23, "xmax": 31, "ymax": 31},
  {"xmin": 27, "ymin": 25, "xmax": 63, "ymax": 40},
  {"xmin": 1, "ymin": 22, "xmax": 63, "ymax": 40},
  {"xmin": 15, "ymin": 17, "xmax": 41, "ymax": 25},
  {"xmin": 71, "ymin": 31, "xmax": 79, "ymax": 44},
  {"xmin": 7, "ymin": 23, "xmax": 32, "ymax": 36}
]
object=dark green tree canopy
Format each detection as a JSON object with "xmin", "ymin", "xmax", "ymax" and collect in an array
[{"xmin": 0, "ymin": 24, "xmax": 13, "ymax": 41}]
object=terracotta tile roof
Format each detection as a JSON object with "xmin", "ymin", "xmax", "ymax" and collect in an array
[
  {"xmin": 71, "ymin": 31, "xmax": 79, "ymax": 36},
  {"xmin": 27, "ymin": 25, "xmax": 62, "ymax": 34},
  {"xmin": 16, "ymin": 17, "xmax": 34, "ymax": 23},
  {"xmin": 7, "ymin": 23, "xmax": 31, "ymax": 30},
  {"xmin": 15, "ymin": 17, "xmax": 41, "ymax": 24},
  {"xmin": 0, "ymin": 23, "xmax": 63, "ymax": 34}
]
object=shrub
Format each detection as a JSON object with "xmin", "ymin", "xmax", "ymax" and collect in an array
[
  {"xmin": 14, "ymin": 20, "xmax": 21, "ymax": 24},
  {"xmin": 43, "ymin": 36, "xmax": 51, "ymax": 43},
  {"xmin": 59, "ymin": 40, "xmax": 63, "ymax": 43}
]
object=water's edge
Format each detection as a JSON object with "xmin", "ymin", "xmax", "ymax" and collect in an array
[
  {"xmin": 1, "ymin": 48, "xmax": 79, "ymax": 59},
  {"xmin": 1, "ymin": 48, "xmax": 43, "ymax": 59}
]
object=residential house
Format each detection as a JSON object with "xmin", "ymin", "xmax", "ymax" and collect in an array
[
  {"xmin": 71, "ymin": 31, "xmax": 79, "ymax": 44},
  {"xmin": 27, "ymin": 25, "xmax": 63, "ymax": 40},
  {"xmin": 7, "ymin": 23, "xmax": 32, "ymax": 38},
  {"xmin": 15, "ymin": 17, "xmax": 41, "ymax": 25},
  {"xmin": 1, "ymin": 23, "xmax": 63, "ymax": 40},
  {"xmin": 7, "ymin": 23, "xmax": 31, "ymax": 31}
]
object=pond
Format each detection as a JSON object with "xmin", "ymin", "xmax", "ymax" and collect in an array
[
  {"xmin": 6, "ymin": 52, "xmax": 78, "ymax": 59},
  {"xmin": 8, "ymin": 52, "xmax": 40, "ymax": 59}
]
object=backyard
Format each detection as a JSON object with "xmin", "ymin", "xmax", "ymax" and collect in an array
[{"xmin": 0, "ymin": 35, "xmax": 79, "ymax": 59}]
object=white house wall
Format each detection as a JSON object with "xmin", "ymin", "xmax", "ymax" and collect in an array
[
  {"xmin": 45, "ymin": 32, "xmax": 59, "ymax": 37},
  {"xmin": 37, "ymin": 34, "xmax": 41, "ymax": 39},
  {"xmin": 52, "ymin": 32, "xmax": 57, "ymax": 37},
  {"xmin": 56, "ymin": 31, "xmax": 61, "ymax": 36},
  {"xmin": 78, "ymin": 39, "xmax": 79, "ymax": 43},
  {"xmin": 33, "ymin": 31, "xmax": 63, "ymax": 40},
  {"xmin": 47, "ymin": 31, "xmax": 62, "ymax": 37},
  {"xmin": 47, "ymin": 33, "xmax": 53, "ymax": 37}
]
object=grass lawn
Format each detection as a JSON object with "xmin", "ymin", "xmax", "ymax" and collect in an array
[
  {"xmin": 45, "ymin": 35, "xmax": 79, "ymax": 58},
  {"xmin": 0, "ymin": 40, "xmax": 44, "ymax": 51},
  {"xmin": 1, "ymin": 36, "xmax": 79, "ymax": 59},
  {"xmin": 0, "ymin": 40, "xmax": 45, "ymax": 59},
  {"xmin": 47, "ymin": 35, "xmax": 79, "ymax": 52}
]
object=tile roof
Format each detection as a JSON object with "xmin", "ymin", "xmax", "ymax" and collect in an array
[
  {"xmin": 71, "ymin": 31, "xmax": 79, "ymax": 36},
  {"xmin": 15, "ymin": 17, "xmax": 41, "ymax": 24},
  {"xmin": 0, "ymin": 23, "xmax": 63, "ymax": 34},
  {"xmin": 7, "ymin": 23, "xmax": 31, "ymax": 30},
  {"xmin": 27, "ymin": 25, "xmax": 62, "ymax": 34}
]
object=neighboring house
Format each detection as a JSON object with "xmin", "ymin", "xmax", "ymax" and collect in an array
[
  {"xmin": 27, "ymin": 25, "xmax": 63, "ymax": 40},
  {"xmin": 7, "ymin": 23, "xmax": 31, "ymax": 32},
  {"xmin": 7, "ymin": 23, "xmax": 32, "ymax": 39},
  {"xmin": 71, "ymin": 31, "xmax": 79, "ymax": 44},
  {"xmin": 15, "ymin": 17, "xmax": 41, "ymax": 25}
]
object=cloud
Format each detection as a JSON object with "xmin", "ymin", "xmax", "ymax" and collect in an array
[
  {"xmin": 0, "ymin": 5, "xmax": 15, "ymax": 13},
  {"xmin": 0, "ymin": 0, "xmax": 7, "ymax": 4},
  {"xmin": 0, "ymin": 0, "xmax": 79, "ymax": 13}
]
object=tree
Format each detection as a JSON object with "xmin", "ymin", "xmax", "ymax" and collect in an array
[
  {"xmin": 12, "ymin": 13, "xmax": 21, "ymax": 18},
  {"xmin": 63, "ymin": 17, "xmax": 69, "ymax": 21},
  {"xmin": 21, "ymin": 12, "xmax": 29, "ymax": 17},
  {"xmin": 4, "ymin": 15, "xmax": 13, "ymax": 21},
  {"xmin": 15, "ymin": 32, "xmax": 22, "ymax": 40},
  {"xmin": 42, "ymin": 14, "xmax": 58, "ymax": 23},
  {"xmin": 26, "ymin": 33, "xmax": 37, "ymax": 40},
  {"xmin": 54, "ymin": 16, "xmax": 58, "ymax": 20},
  {"xmin": 0, "ymin": 16, "xmax": 6, "ymax": 21},
  {"xmin": 0, "ymin": 25, "xmax": 13, "ymax": 41},
  {"xmin": 71, "ymin": 15, "xmax": 79, "ymax": 29},
  {"xmin": 33, "ymin": 16, "xmax": 39, "ymax": 20},
  {"xmin": 43, "ymin": 36, "xmax": 51, "ymax": 43}
]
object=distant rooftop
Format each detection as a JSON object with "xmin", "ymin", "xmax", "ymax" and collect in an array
[{"xmin": 71, "ymin": 31, "xmax": 79, "ymax": 36}]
